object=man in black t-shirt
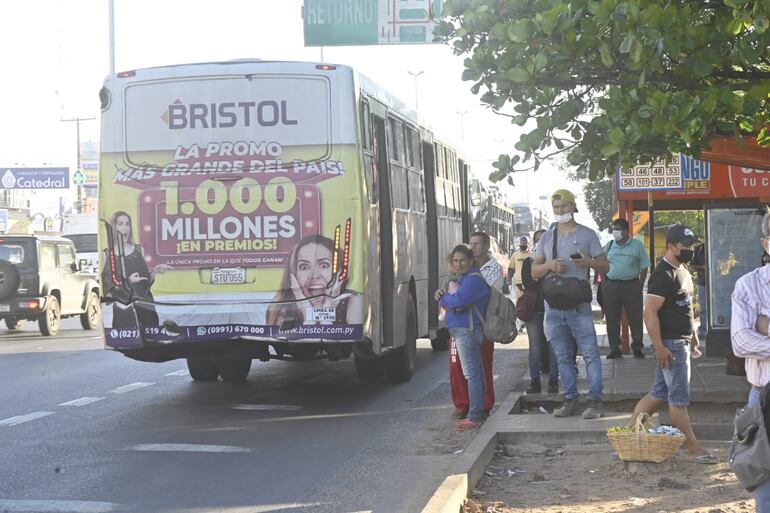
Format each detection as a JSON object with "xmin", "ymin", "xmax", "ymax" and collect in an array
[{"xmin": 629, "ymin": 225, "xmax": 717, "ymax": 464}]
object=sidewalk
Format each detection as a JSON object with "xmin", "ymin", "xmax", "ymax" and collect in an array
[{"xmin": 422, "ymin": 304, "xmax": 750, "ymax": 513}]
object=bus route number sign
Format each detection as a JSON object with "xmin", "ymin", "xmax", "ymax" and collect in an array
[{"xmin": 617, "ymin": 159, "xmax": 684, "ymax": 192}]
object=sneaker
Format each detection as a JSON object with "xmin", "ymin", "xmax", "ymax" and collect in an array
[
  {"xmin": 553, "ymin": 397, "xmax": 580, "ymax": 417},
  {"xmin": 455, "ymin": 418, "xmax": 482, "ymax": 431},
  {"xmin": 606, "ymin": 350, "xmax": 623, "ymax": 359},
  {"xmin": 581, "ymin": 400, "xmax": 604, "ymax": 419},
  {"xmin": 547, "ymin": 378, "xmax": 559, "ymax": 394},
  {"xmin": 526, "ymin": 378, "xmax": 542, "ymax": 394},
  {"xmin": 633, "ymin": 349, "xmax": 645, "ymax": 358},
  {"xmin": 452, "ymin": 408, "xmax": 468, "ymax": 420}
]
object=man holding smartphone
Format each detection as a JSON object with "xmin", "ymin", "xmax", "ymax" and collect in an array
[{"xmin": 532, "ymin": 189, "xmax": 609, "ymax": 419}]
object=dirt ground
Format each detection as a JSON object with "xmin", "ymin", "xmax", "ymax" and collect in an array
[{"xmin": 466, "ymin": 442, "xmax": 755, "ymax": 513}]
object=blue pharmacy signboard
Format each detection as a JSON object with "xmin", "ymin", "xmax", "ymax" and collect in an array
[{"xmin": 0, "ymin": 167, "xmax": 69, "ymax": 189}]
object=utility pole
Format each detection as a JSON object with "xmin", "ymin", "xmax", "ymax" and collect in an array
[
  {"xmin": 61, "ymin": 117, "xmax": 96, "ymax": 214},
  {"xmin": 407, "ymin": 70, "xmax": 424, "ymax": 111},
  {"xmin": 108, "ymin": 0, "xmax": 115, "ymax": 74}
]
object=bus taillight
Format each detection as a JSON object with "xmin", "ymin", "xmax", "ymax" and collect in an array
[{"xmin": 109, "ymin": 250, "xmax": 121, "ymax": 287}]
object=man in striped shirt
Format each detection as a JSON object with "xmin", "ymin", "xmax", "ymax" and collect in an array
[{"xmin": 731, "ymin": 210, "xmax": 770, "ymax": 512}]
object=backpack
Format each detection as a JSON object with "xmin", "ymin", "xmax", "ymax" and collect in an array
[
  {"xmin": 467, "ymin": 273, "xmax": 518, "ymax": 344},
  {"xmin": 515, "ymin": 289, "xmax": 538, "ymax": 322}
]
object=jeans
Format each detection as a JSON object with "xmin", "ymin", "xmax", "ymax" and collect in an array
[
  {"xmin": 748, "ymin": 388, "xmax": 770, "ymax": 513},
  {"xmin": 448, "ymin": 326, "xmax": 486, "ymax": 422},
  {"xmin": 649, "ymin": 339, "xmax": 691, "ymax": 406},
  {"xmin": 526, "ymin": 311, "xmax": 558, "ymax": 381},
  {"xmin": 697, "ymin": 285, "xmax": 708, "ymax": 338},
  {"xmin": 545, "ymin": 302, "xmax": 603, "ymax": 401}
]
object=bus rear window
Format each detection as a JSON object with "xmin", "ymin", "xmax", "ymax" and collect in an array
[{"xmin": 122, "ymin": 75, "xmax": 334, "ymax": 168}]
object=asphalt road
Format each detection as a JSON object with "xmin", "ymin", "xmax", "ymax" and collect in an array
[{"xmin": 0, "ymin": 319, "xmax": 527, "ymax": 513}]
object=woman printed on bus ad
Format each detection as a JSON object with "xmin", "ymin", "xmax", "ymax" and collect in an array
[
  {"xmin": 266, "ymin": 234, "xmax": 363, "ymax": 329},
  {"xmin": 101, "ymin": 211, "xmax": 172, "ymax": 328}
]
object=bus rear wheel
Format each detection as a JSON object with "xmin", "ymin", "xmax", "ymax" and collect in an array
[
  {"xmin": 217, "ymin": 359, "xmax": 252, "ymax": 382},
  {"xmin": 186, "ymin": 358, "xmax": 219, "ymax": 382},
  {"xmin": 385, "ymin": 299, "xmax": 417, "ymax": 383}
]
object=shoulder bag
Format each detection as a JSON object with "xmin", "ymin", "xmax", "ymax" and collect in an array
[
  {"xmin": 731, "ymin": 383, "xmax": 770, "ymax": 491},
  {"xmin": 541, "ymin": 227, "xmax": 592, "ymax": 310}
]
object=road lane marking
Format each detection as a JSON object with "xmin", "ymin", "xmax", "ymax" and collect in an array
[
  {"xmin": 0, "ymin": 500, "xmax": 116, "ymax": 512},
  {"xmin": 493, "ymin": 374, "xmax": 500, "ymax": 381},
  {"xmin": 231, "ymin": 404, "xmax": 303, "ymax": 411},
  {"xmin": 110, "ymin": 382, "xmax": 154, "ymax": 394},
  {"xmin": 59, "ymin": 397, "xmax": 106, "ymax": 407},
  {"xmin": 164, "ymin": 369, "xmax": 189, "ymax": 376},
  {"xmin": 128, "ymin": 443, "xmax": 251, "ymax": 453},
  {"xmin": 0, "ymin": 412, "xmax": 54, "ymax": 426}
]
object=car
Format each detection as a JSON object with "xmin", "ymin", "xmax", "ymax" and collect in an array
[{"xmin": 0, "ymin": 235, "xmax": 101, "ymax": 336}]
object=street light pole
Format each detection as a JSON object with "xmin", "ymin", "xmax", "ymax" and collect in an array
[
  {"xmin": 456, "ymin": 110, "xmax": 468, "ymax": 143},
  {"xmin": 61, "ymin": 117, "xmax": 96, "ymax": 214},
  {"xmin": 108, "ymin": 0, "xmax": 115, "ymax": 74},
  {"xmin": 407, "ymin": 70, "xmax": 424, "ymax": 111}
]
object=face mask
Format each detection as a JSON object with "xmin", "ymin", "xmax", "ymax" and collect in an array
[
  {"xmin": 677, "ymin": 249, "xmax": 694, "ymax": 263},
  {"xmin": 612, "ymin": 230, "xmax": 623, "ymax": 242},
  {"xmin": 519, "ymin": 244, "xmax": 528, "ymax": 251},
  {"xmin": 554, "ymin": 212, "xmax": 572, "ymax": 224}
]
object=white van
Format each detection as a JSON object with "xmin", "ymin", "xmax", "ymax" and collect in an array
[{"xmin": 62, "ymin": 214, "xmax": 98, "ymax": 273}]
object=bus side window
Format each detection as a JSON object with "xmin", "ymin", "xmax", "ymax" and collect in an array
[
  {"xmin": 388, "ymin": 118, "xmax": 399, "ymax": 162},
  {"xmin": 407, "ymin": 170, "xmax": 425, "ymax": 213},
  {"xmin": 361, "ymin": 101, "xmax": 377, "ymax": 204},
  {"xmin": 389, "ymin": 117, "xmax": 409, "ymax": 209},
  {"xmin": 411, "ymin": 131, "xmax": 422, "ymax": 171},
  {"xmin": 444, "ymin": 148, "xmax": 455, "ymax": 217},
  {"xmin": 404, "ymin": 126, "xmax": 414, "ymax": 168},
  {"xmin": 434, "ymin": 143, "xmax": 446, "ymax": 216}
]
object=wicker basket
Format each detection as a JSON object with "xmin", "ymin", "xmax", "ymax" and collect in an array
[{"xmin": 607, "ymin": 413, "xmax": 685, "ymax": 463}]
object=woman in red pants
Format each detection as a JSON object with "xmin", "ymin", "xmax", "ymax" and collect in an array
[{"xmin": 448, "ymin": 232, "xmax": 502, "ymax": 419}]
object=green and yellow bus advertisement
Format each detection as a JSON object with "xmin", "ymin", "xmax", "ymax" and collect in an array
[{"xmin": 99, "ymin": 63, "xmax": 366, "ymax": 357}]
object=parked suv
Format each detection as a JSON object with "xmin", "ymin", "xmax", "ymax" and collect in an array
[{"xmin": 0, "ymin": 235, "xmax": 101, "ymax": 336}]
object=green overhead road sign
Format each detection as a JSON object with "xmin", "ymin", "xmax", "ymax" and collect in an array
[
  {"xmin": 72, "ymin": 169, "xmax": 85, "ymax": 185},
  {"xmin": 303, "ymin": 0, "xmax": 443, "ymax": 46}
]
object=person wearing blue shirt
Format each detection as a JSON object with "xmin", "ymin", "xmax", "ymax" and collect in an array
[
  {"xmin": 436, "ymin": 244, "xmax": 490, "ymax": 431},
  {"xmin": 603, "ymin": 218, "xmax": 651, "ymax": 359}
]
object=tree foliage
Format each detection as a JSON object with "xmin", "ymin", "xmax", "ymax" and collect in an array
[
  {"xmin": 583, "ymin": 179, "xmax": 615, "ymax": 229},
  {"xmin": 436, "ymin": 0, "xmax": 770, "ymax": 182}
]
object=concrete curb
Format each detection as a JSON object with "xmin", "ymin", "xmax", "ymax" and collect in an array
[{"xmin": 420, "ymin": 391, "xmax": 523, "ymax": 513}]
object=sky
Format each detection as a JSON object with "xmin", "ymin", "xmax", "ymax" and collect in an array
[{"xmin": 0, "ymin": 0, "xmax": 597, "ymax": 228}]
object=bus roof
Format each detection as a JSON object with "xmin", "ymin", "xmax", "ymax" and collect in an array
[{"xmin": 106, "ymin": 59, "xmax": 462, "ymax": 155}]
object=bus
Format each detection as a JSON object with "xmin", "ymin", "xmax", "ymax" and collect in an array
[
  {"xmin": 471, "ymin": 190, "xmax": 516, "ymax": 253},
  {"xmin": 512, "ymin": 203, "xmax": 534, "ymax": 238},
  {"xmin": 98, "ymin": 60, "xmax": 470, "ymax": 383}
]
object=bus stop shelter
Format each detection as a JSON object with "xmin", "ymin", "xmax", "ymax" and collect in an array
[{"xmin": 615, "ymin": 138, "xmax": 770, "ymax": 357}]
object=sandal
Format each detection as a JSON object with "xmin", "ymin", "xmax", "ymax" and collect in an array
[
  {"xmin": 685, "ymin": 452, "xmax": 718, "ymax": 464},
  {"xmin": 455, "ymin": 419, "xmax": 482, "ymax": 431}
]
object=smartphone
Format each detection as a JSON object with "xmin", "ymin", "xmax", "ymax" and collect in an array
[{"xmin": 570, "ymin": 252, "xmax": 582, "ymax": 260}]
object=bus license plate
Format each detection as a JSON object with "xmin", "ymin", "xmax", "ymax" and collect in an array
[{"xmin": 211, "ymin": 268, "xmax": 246, "ymax": 284}]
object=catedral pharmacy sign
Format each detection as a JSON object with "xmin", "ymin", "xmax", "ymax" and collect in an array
[{"xmin": 617, "ymin": 155, "xmax": 770, "ymax": 201}]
